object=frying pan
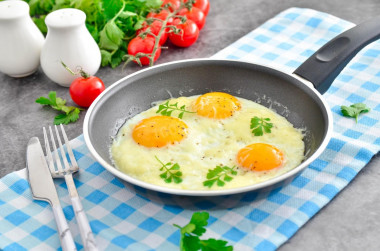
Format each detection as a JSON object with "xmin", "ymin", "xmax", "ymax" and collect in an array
[{"xmin": 83, "ymin": 17, "xmax": 380, "ymax": 196}]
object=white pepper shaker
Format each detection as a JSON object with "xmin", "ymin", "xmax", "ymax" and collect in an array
[
  {"xmin": 40, "ymin": 8, "xmax": 101, "ymax": 87},
  {"xmin": 0, "ymin": 0, "xmax": 44, "ymax": 77}
]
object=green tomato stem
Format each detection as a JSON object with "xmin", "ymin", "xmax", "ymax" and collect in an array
[
  {"xmin": 61, "ymin": 61, "xmax": 90, "ymax": 79},
  {"xmin": 149, "ymin": 1, "xmax": 189, "ymax": 66}
]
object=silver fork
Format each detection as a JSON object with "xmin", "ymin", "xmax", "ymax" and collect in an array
[{"xmin": 44, "ymin": 124, "xmax": 98, "ymax": 251}]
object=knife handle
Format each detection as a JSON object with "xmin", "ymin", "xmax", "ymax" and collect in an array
[
  {"xmin": 52, "ymin": 205, "xmax": 77, "ymax": 251},
  {"xmin": 71, "ymin": 196, "xmax": 98, "ymax": 251}
]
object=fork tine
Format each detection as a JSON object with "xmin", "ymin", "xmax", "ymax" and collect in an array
[
  {"xmin": 54, "ymin": 125, "xmax": 71, "ymax": 173},
  {"xmin": 49, "ymin": 126, "xmax": 65, "ymax": 175},
  {"xmin": 60, "ymin": 124, "xmax": 78, "ymax": 169},
  {"xmin": 43, "ymin": 127, "xmax": 57, "ymax": 175}
]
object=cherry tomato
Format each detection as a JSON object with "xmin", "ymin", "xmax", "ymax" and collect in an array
[
  {"xmin": 127, "ymin": 36, "xmax": 161, "ymax": 65},
  {"xmin": 186, "ymin": 0, "xmax": 209, "ymax": 15},
  {"xmin": 179, "ymin": 7, "xmax": 206, "ymax": 30},
  {"xmin": 161, "ymin": 0, "xmax": 180, "ymax": 11},
  {"xmin": 69, "ymin": 76, "xmax": 105, "ymax": 108},
  {"xmin": 169, "ymin": 19, "xmax": 199, "ymax": 47},
  {"xmin": 147, "ymin": 10, "xmax": 174, "ymax": 26},
  {"xmin": 137, "ymin": 20, "xmax": 168, "ymax": 45}
]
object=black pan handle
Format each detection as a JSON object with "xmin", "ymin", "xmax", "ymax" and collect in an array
[{"xmin": 293, "ymin": 16, "xmax": 380, "ymax": 94}]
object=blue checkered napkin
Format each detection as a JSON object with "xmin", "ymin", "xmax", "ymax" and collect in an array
[{"xmin": 1, "ymin": 7, "xmax": 380, "ymax": 251}]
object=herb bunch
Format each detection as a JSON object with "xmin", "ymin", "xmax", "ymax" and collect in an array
[
  {"xmin": 341, "ymin": 103, "xmax": 370, "ymax": 123},
  {"xmin": 174, "ymin": 212, "xmax": 233, "ymax": 251},
  {"xmin": 155, "ymin": 156, "xmax": 183, "ymax": 184},
  {"xmin": 24, "ymin": 0, "xmax": 162, "ymax": 68},
  {"xmin": 250, "ymin": 116, "xmax": 273, "ymax": 136},
  {"xmin": 156, "ymin": 100, "xmax": 195, "ymax": 119},
  {"xmin": 36, "ymin": 91, "xmax": 83, "ymax": 124},
  {"xmin": 203, "ymin": 165, "xmax": 237, "ymax": 188}
]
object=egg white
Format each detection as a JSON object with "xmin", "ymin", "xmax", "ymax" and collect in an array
[{"xmin": 110, "ymin": 95, "xmax": 305, "ymax": 190}]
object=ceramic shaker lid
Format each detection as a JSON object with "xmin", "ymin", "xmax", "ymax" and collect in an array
[
  {"xmin": 0, "ymin": 0, "xmax": 29, "ymax": 20},
  {"xmin": 45, "ymin": 8, "xmax": 86, "ymax": 28}
]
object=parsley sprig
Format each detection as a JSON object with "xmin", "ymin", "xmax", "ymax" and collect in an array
[
  {"xmin": 341, "ymin": 103, "xmax": 370, "ymax": 123},
  {"xmin": 250, "ymin": 116, "xmax": 273, "ymax": 136},
  {"xmin": 156, "ymin": 101, "xmax": 195, "ymax": 119},
  {"xmin": 35, "ymin": 91, "xmax": 83, "ymax": 125},
  {"xmin": 173, "ymin": 212, "xmax": 233, "ymax": 251},
  {"xmin": 203, "ymin": 165, "xmax": 237, "ymax": 188},
  {"xmin": 155, "ymin": 156, "xmax": 183, "ymax": 184}
]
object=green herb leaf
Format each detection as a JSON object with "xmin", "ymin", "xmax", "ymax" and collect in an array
[
  {"xmin": 35, "ymin": 96, "xmax": 53, "ymax": 106},
  {"xmin": 99, "ymin": 20, "xmax": 125, "ymax": 51},
  {"xmin": 250, "ymin": 116, "xmax": 273, "ymax": 136},
  {"xmin": 189, "ymin": 212, "xmax": 209, "ymax": 236},
  {"xmin": 155, "ymin": 156, "xmax": 183, "ymax": 184},
  {"xmin": 31, "ymin": 16, "xmax": 48, "ymax": 34},
  {"xmin": 119, "ymin": 11, "xmax": 138, "ymax": 19},
  {"xmin": 28, "ymin": 0, "xmax": 54, "ymax": 16},
  {"xmin": 341, "ymin": 103, "xmax": 370, "ymax": 123},
  {"xmin": 54, "ymin": 108, "xmax": 81, "ymax": 125},
  {"xmin": 156, "ymin": 101, "xmax": 195, "ymax": 118},
  {"xmin": 110, "ymin": 48, "xmax": 126, "ymax": 68},
  {"xmin": 174, "ymin": 212, "xmax": 233, "ymax": 251},
  {"xmin": 183, "ymin": 235, "xmax": 202, "ymax": 251},
  {"xmin": 202, "ymin": 179, "xmax": 216, "ymax": 188},
  {"xmin": 144, "ymin": 0, "xmax": 163, "ymax": 9},
  {"xmin": 203, "ymin": 166, "xmax": 237, "ymax": 188},
  {"xmin": 103, "ymin": 0, "xmax": 124, "ymax": 20},
  {"xmin": 36, "ymin": 91, "xmax": 83, "ymax": 125},
  {"xmin": 101, "ymin": 50, "xmax": 113, "ymax": 67},
  {"xmin": 200, "ymin": 238, "xmax": 234, "ymax": 251}
]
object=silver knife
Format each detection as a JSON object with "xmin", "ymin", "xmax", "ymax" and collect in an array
[{"xmin": 27, "ymin": 137, "xmax": 77, "ymax": 251}]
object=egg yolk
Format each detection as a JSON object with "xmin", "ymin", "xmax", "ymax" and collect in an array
[
  {"xmin": 132, "ymin": 116, "xmax": 188, "ymax": 147},
  {"xmin": 193, "ymin": 92, "xmax": 242, "ymax": 119},
  {"xmin": 237, "ymin": 143, "xmax": 284, "ymax": 171}
]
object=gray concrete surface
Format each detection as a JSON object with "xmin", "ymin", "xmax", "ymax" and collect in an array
[{"xmin": 1, "ymin": 0, "xmax": 379, "ymax": 250}]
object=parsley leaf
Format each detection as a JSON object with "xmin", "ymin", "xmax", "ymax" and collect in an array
[
  {"xmin": 188, "ymin": 212, "xmax": 209, "ymax": 236},
  {"xmin": 203, "ymin": 166, "xmax": 237, "ymax": 188},
  {"xmin": 183, "ymin": 235, "xmax": 202, "ymax": 251},
  {"xmin": 54, "ymin": 108, "xmax": 81, "ymax": 125},
  {"xmin": 341, "ymin": 103, "xmax": 370, "ymax": 123},
  {"xmin": 156, "ymin": 101, "xmax": 195, "ymax": 119},
  {"xmin": 155, "ymin": 156, "xmax": 183, "ymax": 184},
  {"xmin": 200, "ymin": 239, "xmax": 233, "ymax": 251},
  {"xmin": 250, "ymin": 116, "xmax": 273, "ymax": 136},
  {"xmin": 99, "ymin": 20, "xmax": 125, "ymax": 51},
  {"xmin": 101, "ymin": 50, "xmax": 113, "ymax": 67},
  {"xmin": 174, "ymin": 212, "xmax": 233, "ymax": 251},
  {"xmin": 36, "ymin": 91, "xmax": 83, "ymax": 125}
]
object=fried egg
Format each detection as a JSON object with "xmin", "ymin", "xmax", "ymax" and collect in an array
[{"xmin": 110, "ymin": 92, "xmax": 305, "ymax": 190}]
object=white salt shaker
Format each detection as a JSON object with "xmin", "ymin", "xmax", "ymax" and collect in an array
[
  {"xmin": 40, "ymin": 8, "xmax": 101, "ymax": 87},
  {"xmin": 0, "ymin": 0, "xmax": 44, "ymax": 77}
]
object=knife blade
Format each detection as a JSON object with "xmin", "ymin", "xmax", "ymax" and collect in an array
[
  {"xmin": 26, "ymin": 137, "xmax": 77, "ymax": 251},
  {"xmin": 27, "ymin": 137, "xmax": 60, "ymax": 204}
]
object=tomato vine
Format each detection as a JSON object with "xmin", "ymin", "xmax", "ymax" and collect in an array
[{"xmin": 124, "ymin": 0, "xmax": 203, "ymax": 67}]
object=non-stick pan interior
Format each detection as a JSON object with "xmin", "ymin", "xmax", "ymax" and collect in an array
[{"xmin": 87, "ymin": 60, "xmax": 328, "ymax": 167}]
